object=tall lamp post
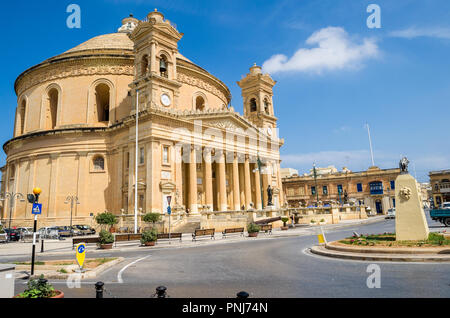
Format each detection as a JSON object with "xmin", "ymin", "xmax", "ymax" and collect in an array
[
  {"xmin": 313, "ymin": 163, "xmax": 319, "ymax": 205},
  {"xmin": 64, "ymin": 195, "xmax": 80, "ymax": 236},
  {"xmin": 0, "ymin": 192, "xmax": 25, "ymax": 241}
]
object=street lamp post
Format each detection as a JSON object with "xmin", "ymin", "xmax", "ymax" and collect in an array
[
  {"xmin": 64, "ymin": 195, "xmax": 80, "ymax": 236},
  {"xmin": 0, "ymin": 192, "xmax": 25, "ymax": 241},
  {"xmin": 313, "ymin": 163, "xmax": 319, "ymax": 205}
]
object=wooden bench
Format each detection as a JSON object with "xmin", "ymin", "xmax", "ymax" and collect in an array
[
  {"xmin": 114, "ymin": 233, "xmax": 142, "ymax": 247},
  {"xmin": 72, "ymin": 237, "xmax": 100, "ymax": 249},
  {"xmin": 260, "ymin": 224, "xmax": 272, "ymax": 235},
  {"xmin": 192, "ymin": 229, "xmax": 215, "ymax": 242},
  {"xmin": 222, "ymin": 227, "xmax": 244, "ymax": 238},
  {"xmin": 157, "ymin": 233, "xmax": 182, "ymax": 242}
]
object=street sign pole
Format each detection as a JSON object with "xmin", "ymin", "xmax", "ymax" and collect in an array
[{"xmin": 30, "ymin": 188, "xmax": 42, "ymax": 276}]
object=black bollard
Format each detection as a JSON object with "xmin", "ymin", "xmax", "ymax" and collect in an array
[
  {"xmin": 95, "ymin": 281, "xmax": 104, "ymax": 298},
  {"xmin": 236, "ymin": 291, "xmax": 249, "ymax": 299},
  {"xmin": 155, "ymin": 286, "xmax": 167, "ymax": 298},
  {"xmin": 40, "ymin": 239, "xmax": 44, "ymax": 253}
]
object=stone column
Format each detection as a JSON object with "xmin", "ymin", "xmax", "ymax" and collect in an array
[
  {"xmin": 239, "ymin": 162, "xmax": 245, "ymax": 208},
  {"xmin": 188, "ymin": 146, "xmax": 198, "ymax": 214},
  {"xmin": 48, "ymin": 153, "xmax": 59, "ymax": 217},
  {"xmin": 244, "ymin": 155, "xmax": 252, "ymax": 209},
  {"xmin": 204, "ymin": 148, "xmax": 213, "ymax": 211},
  {"xmin": 128, "ymin": 146, "xmax": 135, "ymax": 213},
  {"xmin": 232, "ymin": 154, "xmax": 240, "ymax": 211},
  {"xmin": 262, "ymin": 163, "xmax": 269, "ymax": 208},
  {"xmin": 253, "ymin": 163, "xmax": 262, "ymax": 210},
  {"xmin": 174, "ymin": 146, "xmax": 183, "ymax": 209},
  {"xmin": 217, "ymin": 151, "xmax": 227, "ymax": 211},
  {"xmin": 76, "ymin": 152, "xmax": 88, "ymax": 217}
]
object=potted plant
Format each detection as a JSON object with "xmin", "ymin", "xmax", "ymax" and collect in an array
[
  {"xmin": 319, "ymin": 218, "xmax": 327, "ymax": 225},
  {"xmin": 98, "ymin": 230, "xmax": 114, "ymax": 249},
  {"xmin": 95, "ymin": 212, "xmax": 118, "ymax": 233},
  {"xmin": 15, "ymin": 275, "xmax": 64, "ymax": 298},
  {"xmin": 281, "ymin": 217, "xmax": 289, "ymax": 230},
  {"xmin": 141, "ymin": 228, "xmax": 158, "ymax": 246},
  {"xmin": 310, "ymin": 219, "xmax": 317, "ymax": 226},
  {"xmin": 247, "ymin": 223, "xmax": 260, "ymax": 237},
  {"xmin": 142, "ymin": 213, "xmax": 161, "ymax": 229}
]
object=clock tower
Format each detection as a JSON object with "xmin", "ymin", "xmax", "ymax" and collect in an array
[
  {"xmin": 128, "ymin": 9, "xmax": 183, "ymax": 111},
  {"xmin": 237, "ymin": 64, "xmax": 278, "ymax": 132}
]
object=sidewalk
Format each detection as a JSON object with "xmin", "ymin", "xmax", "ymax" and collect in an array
[{"xmin": 0, "ymin": 215, "xmax": 387, "ymax": 259}]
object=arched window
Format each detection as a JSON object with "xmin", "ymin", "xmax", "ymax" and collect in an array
[
  {"xmin": 95, "ymin": 84, "xmax": 110, "ymax": 123},
  {"xmin": 93, "ymin": 156, "xmax": 105, "ymax": 171},
  {"xmin": 141, "ymin": 55, "xmax": 149, "ymax": 77},
  {"xmin": 18, "ymin": 99, "xmax": 26, "ymax": 135},
  {"xmin": 160, "ymin": 55, "xmax": 168, "ymax": 78},
  {"xmin": 250, "ymin": 98, "xmax": 257, "ymax": 112},
  {"xmin": 264, "ymin": 99, "xmax": 270, "ymax": 115},
  {"xmin": 196, "ymin": 96, "xmax": 205, "ymax": 111},
  {"xmin": 47, "ymin": 88, "xmax": 59, "ymax": 130}
]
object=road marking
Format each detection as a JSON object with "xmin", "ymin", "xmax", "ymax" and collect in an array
[{"xmin": 117, "ymin": 256, "xmax": 151, "ymax": 284}]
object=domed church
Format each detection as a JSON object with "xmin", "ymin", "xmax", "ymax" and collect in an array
[{"xmin": 1, "ymin": 10, "xmax": 284, "ymax": 228}]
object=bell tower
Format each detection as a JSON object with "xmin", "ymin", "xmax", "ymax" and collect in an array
[
  {"xmin": 237, "ymin": 64, "xmax": 277, "ymax": 130},
  {"xmin": 128, "ymin": 9, "xmax": 183, "ymax": 110}
]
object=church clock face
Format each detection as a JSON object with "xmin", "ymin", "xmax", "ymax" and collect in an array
[{"xmin": 161, "ymin": 93, "xmax": 171, "ymax": 107}]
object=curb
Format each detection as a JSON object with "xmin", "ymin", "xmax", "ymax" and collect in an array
[
  {"xmin": 310, "ymin": 245, "xmax": 450, "ymax": 262},
  {"xmin": 325, "ymin": 242, "xmax": 450, "ymax": 255},
  {"xmin": 15, "ymin": 257, "xmax": 125, "ymax": 280}
]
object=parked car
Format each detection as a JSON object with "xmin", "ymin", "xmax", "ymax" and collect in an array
[
  {"xmin": 55, "ymin": 226, "xmax": 72, "ymax": 237},
  {"xmin": 0, "ymin": 226, "xmax": 7, "ymax": 243},
  {"xmin": 17, "ymin": 227, "xmax": 33, "ymax": 236},
  {"xmin": 38, "ymin": 227, "xmax": 59, "ymax": 239},
  {"xmin": 386, "ymin": 208, "xmax": 396, "ymax": 219},
  {"xmin": 70, "ymin": 226, "xmax": 84, "ymax": 237},
  {"xmin": 4, "ymin": 228, "xmax": 21, "ymax": 241},
  {"xmin": 74, "ymin": 225, "xmax": 96, "ymax": 235}
]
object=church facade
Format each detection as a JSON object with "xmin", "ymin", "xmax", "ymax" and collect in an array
[{"xmin": 1, "ymin": 10, "xmax": 284, "ymax": 227}]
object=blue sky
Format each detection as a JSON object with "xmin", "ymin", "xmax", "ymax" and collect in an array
[{"xmin": 1, "ymin": 0, "xmax": 449, "ymax": 181}]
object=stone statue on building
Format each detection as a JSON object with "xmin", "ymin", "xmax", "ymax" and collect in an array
[
  {"xmin": 267, "ymin": 185, "xmax": 273, "ymax": 206},
  {"xmin": 399, "ymin": 157, "xmax": 409, "ymax": 174}
]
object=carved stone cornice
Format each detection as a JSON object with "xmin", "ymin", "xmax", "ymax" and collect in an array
[{"xmin": 16, "ymin": 58, "xmax": 134, "ymax": 95}]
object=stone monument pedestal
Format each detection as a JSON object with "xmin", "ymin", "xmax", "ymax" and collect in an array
[{"xmin": 395, "ymin": 173, "xmax": 429, "ymax": 241}]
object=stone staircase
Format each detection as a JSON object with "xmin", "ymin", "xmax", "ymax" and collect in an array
[{"xmin": 172, "ymin": 216, "xmax": 201, "ymax": 233}]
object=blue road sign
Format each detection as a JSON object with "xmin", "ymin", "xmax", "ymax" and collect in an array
[
  {"xmin": 32, "ymin": 203, "xmax": 42, "ymax": 215},
  {"xmin": 167, "ymin": 206, "xmax": 172, "ymax": 215}
]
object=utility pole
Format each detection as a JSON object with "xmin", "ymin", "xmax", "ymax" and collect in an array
[
  {"xmin": 135, "ymin": 89, "xmax": 139, "ymax": 234},
  {"xmin": 366, "ymin": 123, "xmax": 375, "ymax": 167}
]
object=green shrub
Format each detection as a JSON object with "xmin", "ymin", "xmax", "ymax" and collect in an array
[
  {"xmin": 95, "ymin": 212, "xmax": 118, "ymax": 229},
  {"xmin": 142, "ymin": 213, "xmax": 161, "ymax": 226},
  {"xmin": 17, "ymin": 275, "xmax": 57, "ymax": 298},
  {"xmin": 247, "ymin": 223, "xmax": 261, "ymax": 234},
  {"xmin": 0, "ymin": 225, "xmax": 4, "ymax": 234},
  {"xmin": 320, "ymin": 218, "xmax": 325, "ymax": 223},
  {"xmin": 428, "ymin": 232, "xmax": 446, "ymax": 245},
  {"xmin": 98, "ymin": 230, "xmax": 114, "ymax": 245},
  {"xmin": 141, "ymin": 228, "xmax": 158, "ymax": 244},
  {"xmin": 310, "ymin": 219, "xmax": 316, "ymax": 223},
  {"xmin": 281, "ymin": 217, "xmax": 289, "ymax": 226}
]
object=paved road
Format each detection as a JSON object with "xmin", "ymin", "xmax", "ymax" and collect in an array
[{"xmin": 13, "ymin": 216, "xmax": 450, "ymax": 298}]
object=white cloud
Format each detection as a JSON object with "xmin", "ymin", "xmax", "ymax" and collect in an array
[
  {"xmin": 389, "ymin": 27, "xmax": 450, "ymax": 40},
  {"xmin": 262, "ymin": 27, "xmax": 379, "ymax": 74}
]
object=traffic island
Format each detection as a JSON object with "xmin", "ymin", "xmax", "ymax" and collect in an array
[
  {"xmin": 13, "ymin": 257, "xmax": 124, "ymax": 279},
  {"xmin": 310, "ymin": 233, "xmax": 450, "ymax": 262}
]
